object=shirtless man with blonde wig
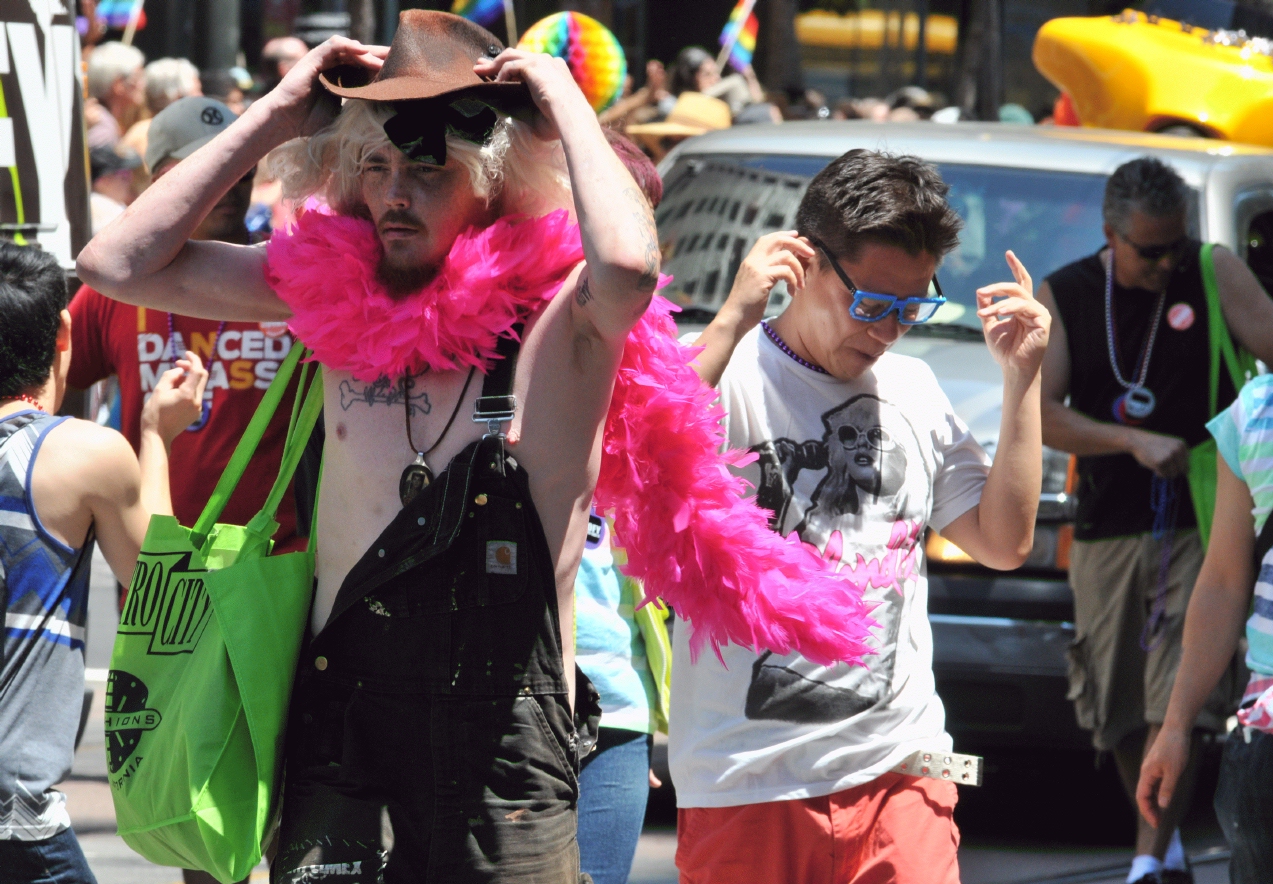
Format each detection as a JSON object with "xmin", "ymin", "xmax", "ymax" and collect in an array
[{"xmin": 78, "ymin": 11, "xmax": 657, "ymax": 883}]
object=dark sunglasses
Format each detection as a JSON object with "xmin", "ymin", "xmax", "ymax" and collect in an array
[
  {"xmin": 1121, "ymin": 234, "xmax": 1188, "ymax": 262},
  {"xmin": 383, "ymin": 97, "xmax": 500, "ymax": 167},
  {"xmin": 809, "ymin": 238, "xmax": 946, "ymax": 325}
]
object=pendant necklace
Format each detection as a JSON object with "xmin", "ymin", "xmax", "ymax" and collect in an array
[
  {"xmin": 1104, "ymin": 251, "xmax": 1166, "ymax": 424},
  {"xmin": 399, "ymin": 366, "xmax": 477, "ymax": 507}
]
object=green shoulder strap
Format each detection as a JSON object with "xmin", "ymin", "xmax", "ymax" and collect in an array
[
  {"xmin": 242, "ymin": 368, "xmax": 324, "ymax": 545},
  {"xmin": 190, "ymin": 341, "xmax": 307, "ymax": 548},
  {"xmin": 1199, "ymin": 243, "xmax": 1256, "ymax": 417}
]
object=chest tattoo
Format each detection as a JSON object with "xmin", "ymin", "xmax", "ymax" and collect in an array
[{"xmin": 338, "ymin": 376, "xmax": 432, "ymax": 416}]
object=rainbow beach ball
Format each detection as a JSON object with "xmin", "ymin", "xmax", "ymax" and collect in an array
[{"xmin": 518, "ymin": 12, "xmax": 627, "ymax": 112}]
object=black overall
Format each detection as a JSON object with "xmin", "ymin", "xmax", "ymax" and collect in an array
[{"xmin": 274, "ymin": 340, "xmax": 600, "ymax": 884}]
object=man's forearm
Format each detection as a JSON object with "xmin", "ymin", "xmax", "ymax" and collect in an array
[
  {"xmin": 555, "ymin": 102, "xmax": 659, "ymax": 318},
  {"xmin": 78, "ymin": 98, "xmax": 289, "ymax": 293},
  {"xmin": 137, "ymin": 428, "xmax": 174, "ymax": 517},
  {"xmin": 975, "ymin": 374, "xmax": 1043, "ymax": 567},
  {"xmin": 1041, "ymin": 398, "xmax": 1135, "ymax": 456},
  {"xmin": 1161, "ymin": 571, "xmax": 1249, "ymax": 735},
  {"xmin": 692, "ymin": 305, "xmax": 752, "ymax": 387}
]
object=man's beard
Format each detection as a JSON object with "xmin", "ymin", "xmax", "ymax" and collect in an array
[
  {"xmin": 375, "ymin": 209, "xmax": 440, "ymax": 296},
  {"xmin": 377, "ymin": 253, "xmax": 439, "ymax": 297}
]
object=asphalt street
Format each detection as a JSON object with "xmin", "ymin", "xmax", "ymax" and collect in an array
[{"xmin": 75, "ymin": 549, "xmax": 1231, "ymax": 884}]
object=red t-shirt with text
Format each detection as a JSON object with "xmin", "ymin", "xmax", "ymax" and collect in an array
[{"xmin": 68, "ymin": 286, "xmax": 305, "ymax": 551}]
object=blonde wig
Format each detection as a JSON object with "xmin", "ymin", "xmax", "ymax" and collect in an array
[{"xmin": 267, "ymin": 99, "xmax": 572, "ymax": 220}]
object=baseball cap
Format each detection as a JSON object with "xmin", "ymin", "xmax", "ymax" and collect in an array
[{"xmin": 145, "ymin": 96, "xmax": 237, "ymax": 172}]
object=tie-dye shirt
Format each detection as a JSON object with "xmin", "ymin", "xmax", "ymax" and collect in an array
[{"xmin": 1208, "ymin": 373, "xmax": 1273, "ymax": 732}]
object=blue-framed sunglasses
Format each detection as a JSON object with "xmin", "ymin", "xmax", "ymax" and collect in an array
[{"xmin": 810, "ymin": 238, "xmax": 946, "ymax": 325}]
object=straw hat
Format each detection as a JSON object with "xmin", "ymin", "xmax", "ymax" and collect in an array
[{"xmin": 627, "ymin": 92, "xmax": 732, "ymax": 140}]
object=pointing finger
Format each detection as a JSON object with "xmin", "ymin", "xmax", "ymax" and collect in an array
[{"xmin": 1005, "ymin": 250, "xmax": 1033, "ymax": 295}]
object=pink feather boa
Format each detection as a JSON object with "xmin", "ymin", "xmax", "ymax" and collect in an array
[
  {"xmin": 267, "ymin": 210, "xmax": 874, "ymax": 665},
  {"xmin": 265, "ymin": 209, "xmax": 584, "ymax": 382}
]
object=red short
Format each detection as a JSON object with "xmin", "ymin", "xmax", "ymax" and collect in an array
[{"xmin": 675, "ymin": 773, "xmax": 961, "ymax": 884}]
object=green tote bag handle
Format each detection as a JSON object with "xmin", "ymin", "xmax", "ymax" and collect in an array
[
  {"xmin": 1189, "ymin": 244, "xmax": 1257, "ymax": 547},
  {"xmin": 1199, "ymin": 243, "xmax": 1256, "ymax": 417},
  {"xmin": 189, "ymin": 342, "xmax": 321, "ymax": 551}
]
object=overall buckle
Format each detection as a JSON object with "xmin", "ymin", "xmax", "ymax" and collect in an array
[{"xmin": 473, "ymin": 395, "xmax": 516, "ymax": 474}]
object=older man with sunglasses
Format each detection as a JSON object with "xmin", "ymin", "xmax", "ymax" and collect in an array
[
  {"xmin": 1037, "ymin": 156, "xmax": 1273, "ymax": 884},
  {"xmin": 672, "ymin": 149, "xmax": 1050, "ymax": 884}
]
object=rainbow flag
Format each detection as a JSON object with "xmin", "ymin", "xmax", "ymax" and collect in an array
[
  {"xmin": 451, "ymin": 0, "xmax": 504, "ymax": 28},
  {"xmin": 718, "ymin": 0, "xmax": 758, "ymax": 72},
  {"xmin": 97, "ymin": 0, "xmax": 146, "ymax": 30}
]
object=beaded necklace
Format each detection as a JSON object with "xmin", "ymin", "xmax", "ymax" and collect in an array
[
  {"xmin": 1104, "ymin": 251, "xmax": 1166, "ymax": 423},
  {"xmin": 761, "ymin": 321, "xmax": 829, "ymax": 375},
  {"xmin": 0, "ymin": 393, "xmax": 44, "ymax": 411}
]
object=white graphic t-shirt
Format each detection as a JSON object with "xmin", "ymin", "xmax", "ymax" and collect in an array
[{"xmin": 669, "ymin": 326, "xmax": 990, "ymax": 808}]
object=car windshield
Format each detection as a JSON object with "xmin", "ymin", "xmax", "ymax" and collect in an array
[{"xmin": 656, "ymin": 154, "xmax": 1113, "ymax": 330}]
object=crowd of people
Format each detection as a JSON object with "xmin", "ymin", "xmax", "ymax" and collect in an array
[{"xmin": 1, "ymin": 8, "xmax": 1271, "ymax": 884}]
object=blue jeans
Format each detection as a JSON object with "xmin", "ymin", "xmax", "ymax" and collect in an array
[
  {"xmin": 1214, "ymin": 725, "xmax": 1273, "ymax": 884},
  {"xmin": 578, "ymin": 728, "xmax": 652, "ymax": 884},
  {"xmin": 0, "ymin": 828, "xmax": 98, "ymax": 884}
]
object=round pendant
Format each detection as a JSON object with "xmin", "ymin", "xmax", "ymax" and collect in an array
[
  {"xmin": 1123, "ymin": 386, "xmax": 1156, "ymax": 420},
  {"xmin": 1113, "ymin": 387, "xmax": 1157, "ymax": 424},
  {"xmin": 399, "ymin": 456, "xmax": 433, "ymax": 507}
]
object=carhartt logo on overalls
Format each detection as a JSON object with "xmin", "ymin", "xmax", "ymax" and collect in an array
[
  {"xmin": 118, "ymin": 551, "xmax": 213, "ymax": 655},
  {"xmin": 105, "ymin": 670, "xmax": 160, "ymax": 778},
  {"xmin": 486, "ymin": 541, "xmax": 517, "ymax": 575}
]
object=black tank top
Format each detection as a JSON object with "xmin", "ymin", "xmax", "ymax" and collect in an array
[{"xmin": 1046, "ymin": 244, "xmax": 1236, "ymax": 540}]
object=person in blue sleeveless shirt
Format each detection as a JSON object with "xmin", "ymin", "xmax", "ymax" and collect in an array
[
  {"xmin": 0, "ymin": 242, "xmax": 206, "ymax": 884},
  {"xmin": 1140, "ymin": 373, "xmax": 1273, "ymax": 884}
]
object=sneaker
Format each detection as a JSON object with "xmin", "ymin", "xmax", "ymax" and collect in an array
[
  {"xmin": 1161, "ymin": 866, "xmax": 1194, "ymax": 884},
  {"xmin": 1129, "ymin": 875, "xmax": 1161, "ymax": 884}
]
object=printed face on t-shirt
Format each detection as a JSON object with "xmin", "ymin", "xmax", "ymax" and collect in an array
[{"xmin": 743, "ymin": 392, "xmax": 933, "ymax": 725}]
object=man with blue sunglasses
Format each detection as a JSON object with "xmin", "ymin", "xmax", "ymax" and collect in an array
[{"xmin": 675, "ymin": 149, "xmax": 1051, "ymax": 884}]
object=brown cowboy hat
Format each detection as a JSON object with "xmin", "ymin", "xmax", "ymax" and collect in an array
[{"xmin": 319, "ymin": 9, "xmax": 533, "ymax": 115}]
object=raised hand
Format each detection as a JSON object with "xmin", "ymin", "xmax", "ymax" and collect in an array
[
  {"xmin": 976, "ymin": 250, "xmax": 1051, "ymax": 387},
  {"xmin": 267, "ymin": 37, "xmax": 389, "ymax": 139},
  {"xmin": 141, "ymin": 351, "xmax": 210, "ymax": 446},
  {"xmin": 473, "ymin": 48, "xmax": 593, "ymax": 140},
  {"xmin": 721, "ymin": 232, "xmax": 815, "ymax": 333}
]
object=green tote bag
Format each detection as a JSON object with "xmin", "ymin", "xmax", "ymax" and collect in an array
[
  {"xmin": 1187, "ymin": 243, "xmax": 1256, "ymax": 548},
  {"xmin": 106, "ymin": 343, "xmax": 323, "ymax": 883}
]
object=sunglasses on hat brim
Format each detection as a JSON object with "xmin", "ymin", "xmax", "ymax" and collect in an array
[{"xmin": 383, "ymin": 89, "xmax": 537, "ymax": 167}]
